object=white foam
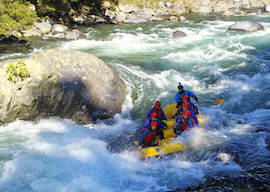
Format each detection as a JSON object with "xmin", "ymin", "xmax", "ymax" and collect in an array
[{"xmin": 0, "ymin": 119, "xmax": 208, "ymax": 192}]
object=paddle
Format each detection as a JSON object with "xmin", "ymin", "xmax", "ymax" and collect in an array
[{"xmin": 198, "ymin": 99, "xmax": 225, "ymax": 105}]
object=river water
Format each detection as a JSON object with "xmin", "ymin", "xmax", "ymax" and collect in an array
[{"xmin": 0, "ymin": 14, "xmax": 270, "ymax": 192}]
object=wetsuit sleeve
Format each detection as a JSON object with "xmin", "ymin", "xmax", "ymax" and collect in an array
[
  {"xmin": 175, "ymin": 93, "xmax": 180, "ymax": 103},
  {"xmin": 139, "ymin": 129, "xmax": 149, "ymax": 145},
  {"xmin": 157, "ymin": 119, "xmax": 167, "ymax": 129},
  {"xmin": 143, "ymin": 119, "xmax": 150, "ymax": 128},
  {"xmin": 187, "ymin": 119, "xmax": 195, "ymax": 128},
  {"xmin": 145, "ymin": 108, "xmax": 153, "ymax": 119},
  {"xmin": 190, "ymin": 111, "xmax": 198, "ymax": 125},
  {"xmin": 185, "ymin": 90, "xmax": 198, "ymax": 102},
  {"xmin": 161, "ymin": 109, "xmax": 167, "ymax": 120}
]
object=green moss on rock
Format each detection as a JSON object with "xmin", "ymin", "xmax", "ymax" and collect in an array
[{"xmin": 6, "ymin": 61, "xmax": 31, "ymax": 82}]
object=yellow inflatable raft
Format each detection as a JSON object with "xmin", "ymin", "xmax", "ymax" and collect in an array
[{"xmin": 138, "ymin": 103, "xmax": 204, "ymax": 158}]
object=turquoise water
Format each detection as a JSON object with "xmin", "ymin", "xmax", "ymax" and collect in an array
[{"xmin": 0, "ymin": 15, "xmax": 270, "ymax": 191}]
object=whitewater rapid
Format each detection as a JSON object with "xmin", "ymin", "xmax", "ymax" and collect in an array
[{"xmin": 1, "ymin": 16, "xmax": 270, "ymax": 191}]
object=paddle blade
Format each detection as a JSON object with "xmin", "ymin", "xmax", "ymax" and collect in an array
[{"xmin": 214, "ymin": 99, "xmax": 225, "ymax": 105}]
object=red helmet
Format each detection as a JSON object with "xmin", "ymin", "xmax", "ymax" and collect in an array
[
  {"xmin": 151, "ymin": 121, "xmax": 158, "ymax": 128},
  {"xmin": 182, "ymin": 102, "xmax": 190, "ymax": 108},
  {"xmin": 151, "ymin": 112, "xmax": 158, "ymax": 118},
  {"xmin": 154, "ymin": 101, "xmax": 161, "ymax": 107},
  {"xmin": 182, "ymin": 110, "xmax": 190, "ymax": 116},
  {"xmin": 181, "ymin": 95, "xmax": 189, "ymax": 100}
]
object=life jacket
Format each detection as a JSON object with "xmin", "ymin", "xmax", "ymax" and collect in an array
[
  {"xmin": 144, "ymin": 131, "xmax": 156, "ymax": 143},
  {"xmin": 181, "ymin": 116, "xmax": 196, "ymax": 131},
  {"xmin": 180, "ymin": 92, "xmax": 191, "ymax": 101},
  {"xmin": 152, "ymin": 108, "xmax": 162, "ymax": 120},
  {"xmin": 182, "ymin": 120, "xmax": 188, "ymax": 131}
]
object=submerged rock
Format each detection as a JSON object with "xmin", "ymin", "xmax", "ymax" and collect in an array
[
  {"xmin": 172, "ymin": 30, "xmax": 187, "ymax": 38},
  {"xmin": 0, "ymin": 49, "xmax": 126, "ymax": 125},
  {"xmin": 65, "ymin": 30, "xmax": 86, "ymax": 40},
  {"xmin": 228, "ymin": 21, "xmax": 264, "ymax": 32}
]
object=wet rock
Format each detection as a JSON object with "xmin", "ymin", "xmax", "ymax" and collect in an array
[
  {"xmin": 34, "ymin": 20, "xmax": 52, "ymax": 34},
  {"xmin": 172, "ymin": 30, "xmax": 187, "ymax": 38},
  {"xmin": 168, "ymin": 4, "xmax": 186, "ymax": 16},
  {"xmin": 118, "ymin": 3, "xmax": 139, "ymax": 13},
  {"xmin": 124, "ymin": 17, "xmax": 148, "ymax": 24},
  {"xmin": 105, "ymin": 10, "xmax": 116, "ymax": 20},
  {"xmin": 179, "ymin": 16, "xmax": 186, "ymax": 22},
  {"xmin": 52, "ymin": 24, "xmax": 68, "ymax": 33},
  {"xmin": 198, "ymin": 6, "xmax": 212, "ymax": 13},
  {"xmin": 229, "ymin": 8, "xmax": 241, "ymax": 14},
  {"xmin": 223, "ymin": 10, "xmax": 235, "ymax": 16},
  {"xmin": 169, "ymin": 16, "xmax": 178, "ymax": 22},
  {"xmin": 156, "ymin": 7, "xmax": 170, "ymax": 16},
  {"xmin": 52, "ymin": 33, "xmax": 66, "ymax": 39},
  {"xmin": 22, "ymin": 28, "xmax": 42, "ymax": 38},
  {"xmin": 149, "ymin": 17, "xmax": 164, "ymax": 21},
  {"xmin": 0, "ymin": 49, "xmax": 126, "ymax": 125},
  {"xmin": 95, "ymin": 16, "xmax": 107, "ymax": 23},
  {"xmin": 102, "ymin": 1, "xmax": 112, "ymax": 9},
  {"xmin": 0, "ymin": 35, "xmax": 28, "ymax": 45},
  {"xmin": 115, "ymin": 12, "xmax": 127, "ymax": 23},
  {"xmin": 228, "ymin": 21, "xmax": 264, "ymax": 32},
  {"xmin": 65, "ymin": 30, "xmax": 86, "ymax": 40},
  {"xmin": 136, "ymin": 8, "xmax": 155, "ymax": 19}
]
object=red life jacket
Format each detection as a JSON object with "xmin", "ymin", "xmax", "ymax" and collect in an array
[
  {"xmin": 181, "ymin": 118, "xmax": 189, "ymax": 131},
  {"xmin": 153, "ymin": 108, "xmax": 162, "ymax": 119},
  {"xmin": 181, "ymin": 116, "xmax": 196, "ymax": 131},
  {"xmin": 144, "ymin": 132, "xmax": 156, "ymax": 143}
]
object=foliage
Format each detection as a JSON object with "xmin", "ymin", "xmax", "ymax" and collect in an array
[
  {"xmin": 6, "ymin": 61, "xmax": 31, "ymax": 82},
  {"xmin": 0, "ymin": 0, "xmax": 37, "ymax": 35},
  {"xmin": 33, "ymin": 0, "xmax": 71, "ymax": 19}
]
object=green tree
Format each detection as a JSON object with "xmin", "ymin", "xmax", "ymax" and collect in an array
[{"xmin": 0, "ymin": 0, "xmax": 37, "ymax": 35}]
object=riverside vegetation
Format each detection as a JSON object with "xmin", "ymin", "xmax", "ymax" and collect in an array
[{"xmin": 1, "ymin": 0, "xmax": 270, "ymax": 39}]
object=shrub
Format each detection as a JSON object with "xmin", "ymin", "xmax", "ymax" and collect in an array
[
  {"xmin": 6, "ymin": 61, "xmax": 31, "ymax": 82},
  {"xmin": 0, "ymin": 0, "xmax": 37, "ymax": 35}
]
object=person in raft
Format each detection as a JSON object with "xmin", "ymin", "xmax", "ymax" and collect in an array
[
  {"xmin": 138, "ymin": 121, "xmax": 159, "ymax": 149},
  {"xmin": 175, "ymin": 83, "xmax": 199, "ymax": 112},
  {"xmin": 174, "ymin": 110, "xmax": 198, "ymax": 135},
  {"xmin": 177, "ymin": 102, "xmax": 198, "ymax": 125},
  {"xmin": 143, "ymin": 112, "xmax": 167, "ymax": 140},
  {"xmin": 179, "ymin": 95, "xmax": 199, "ymax": 115},
  {"xmin": 145, "ymin": 101, "xmax": 167, "ymax": 121}
]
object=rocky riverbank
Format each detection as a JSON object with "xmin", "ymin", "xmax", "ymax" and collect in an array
[
  {"xmin": 1, "ymin": 0, "xmax": 270, "ymax": 44},
  {"xmin": 0, "ymin": 49, "xmax": 126, "ymax": 125}
]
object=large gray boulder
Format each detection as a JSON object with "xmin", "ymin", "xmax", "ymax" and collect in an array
[
  {"xmin": 228, "ymin": 21, "xmax": 264, "ymax": 32},
  {"xmin": 0, "ymin": 49, "xmax": 126, "ymax": 125}
]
